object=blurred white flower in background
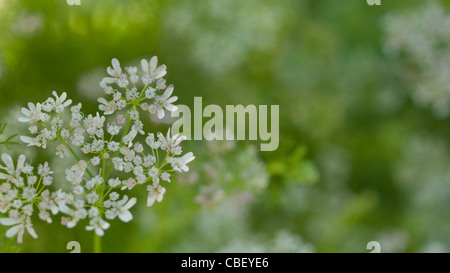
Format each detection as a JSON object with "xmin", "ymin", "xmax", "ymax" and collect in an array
[
  {"xmin": 384, "ymin": 1, "xmax": 450, "ymax": 118},
  {"xmin": 376, "ymin": 229, "xmax": 409, "ymax": 253},
  {"xmin": 77, "ymin": 67, "xmax": 105, "ymax": 101},
  {"xmin": 10, "ymin": 11, "xmax": 44, "ymax": 37},
  {"xmin": 163, "ymin": 0, "xmax": 286, "ymax": 75},
  {"xmin": 178, "ymin": 142, "xmax": 268, "ymax": 208},
  {"xmin": 420, "ymin": 241, "xmax": 447, "ymax": 253},
  {"xmin": 169, "ymin": 200, "xmax": 312, "ymax": 253},
  {"xmin": 394, "ymin": 134, "xmax": 450, "ymax": 250}
]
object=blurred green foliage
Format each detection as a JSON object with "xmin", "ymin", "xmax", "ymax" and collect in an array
[{"xmin": 1, "ymin": 0, "xmax": 450, "ymax": 252}]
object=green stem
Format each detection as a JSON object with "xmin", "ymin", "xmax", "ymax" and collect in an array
[
  {"xmin": 94, "ymin": 234, "xmax": 102, "ymax": 253},
  {"xmin": 99, "ymin": 156, "xmax": 107, "ymax": 203}
]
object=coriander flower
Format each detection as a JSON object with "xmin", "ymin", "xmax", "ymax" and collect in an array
[
  {"xmin": 7, "ymin": 55, "xmax": 195, "ymax": 245},
  {"xmin": 43, "ymin": 91, "xmax": 72, "ymax": 114},
  {"xmin": 157, "ymin": 128, "xmax": 186, "ymax": 154},
  {"xmin": 151, "ymin": 85, "xmax": 178, "ymax": 119},
  {"xmin": 168, "ymin": 152, "xmax": 196, "ymax": 172},
  {"xmin": 141, "ymin": 56, "xmax": 167, "ymax": 84},
  {"xmin": 0, "ymin": 154, "xmax": 62, "ymax": 243},
  {"xmin": 86, "ymin": 217, "xmax": 110, "ymax": 237},
  {"xmin": 0, "ymin": 154, "xmax": 25, "ymax": 181},
  {"xmin": 146, "ymin": 185, "xmax": 166, "ymax": 207},
  {"xmin": 19, "ymin": 102, "xmax": 43, "ymax": 123},
  {"xmin": 116, "ymin": 196, "xmax": 137, "ymax": 222}
]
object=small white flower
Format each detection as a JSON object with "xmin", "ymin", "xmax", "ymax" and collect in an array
[
  {"xmin": 107, "ymin": 141, "xmax": 120, "ymax": 152},
  {"xmin": 117, "ymin": 196, "xmax": 137, "ymax": 223},
  {"xmin": 91, "ymin": 157, "xmax": 101, "ymax": 166},
  {"xmin": 156, "ymin": 78, "xmax": 167, "ymax": 90},
  {"xmin": 28, "ymin": 175, "xmax": 38, "ymax": 185},
  {"xmin": 169, "ymin": 152, "xmax": 195, "ymax": 172},
  {"xmin": 141, "ymin": 56, "xmax": 167, "ymax": 85},
  {"xmin": 46, "ymin": 91, "xmax": 72, "ymax": 113},
  {"xmin": 22, "ymin": 187, "xmax": 37, "ymax": 202},
  {"xmin": 148, "ymin": 166, "xmax": 160, "ymax": 185},
  {"xmin": 112, "ymin": 157, "xmax": 124, "ymax": 171},
  {"xmin": 107, "ymin": 58, "xmax": 122, "ymax": 77},
  {"xmin": 145, "ymin": 133, "xmax": 161, "ymax": 149},
  {"xmin": 143, "ymin": 155, "xmax": 156, "ymax": 167},
  {"xmin": 151, "ymin": 85, "xmax": 178, "ymax": 119},
  {"xmin": 108, "ymin": 178, "xmax": 121, "ymax": 188},
  {"xmin": 12, "ymin": 200, "xmax": 23, "ymax": 209},
  {"xmin": 89, "ymin": 207, "xmax": 99, "ymax": 218},
  {"xmin": 126, "ymin": 66, "xmax": 139, "ymax": 83},
  {"xmin": 65, "ymin": 169, "xmax": 83, "ymax": 185},
  {"xmin": 145, "ymin": 87, "xmax": 156, "ymax": 99},
  {"xmin": 0, "ymin": 154, "xmax": 26, "ymax": 180},
  {"xmin": 19, "ymin": 136, "xmax": 40, "ymax": 147},
  {"xmin": 86, "ymin": 192, "xmax": 99, "ymax": 204},
  {"xmin": 86, "ymin": 217, "xmax": 110, "ymax": 237},
  {"xmin": 146, "ymin": 186, "xmax": 166, "ymax": 207},
  {"xmin": 126, "ymin": 88, "xmax": 139, "ymax": 101},
  {"xmin": 29, "ymin": 125, "xmax": 38, "ymax": 134},
  {"xmin": 121, "ymin": 178, "xmax": 136, "ymax": 190},
  {"xmin": 98, "ymin": 97, "xmax": 116, "ymax": 115},
  {"xmin": 123, "ymin": 128, "xmax": 138, "ymax": 148},
  {"xmin": 71, "ymin": 160, "xmax": 88, "ymax": 172},
  {"xmin": 72, "ymin": 185, "xmax": 84, "ymax": 195},
  {"xmin": 161, "ymin": 172, "xmax": 171, "ymax": 182},
  {"xmin": 42, "ymin": 176, "xmax": 53, "ymax": 186},
  {"xmin": 157, "ymin": 128, "xmax": 187, "ymax": 153},
  {"xmin": 39, "ymin": 211, "xmax": 52, "ymax": 224},
  {"xmin": 56, "ymin": 144, "xmax": 69, "ymax": 158},
  {"xmin": 133, "ymin": 143, "xmax": 144, "ymax": 153},
  {"xmin": 107, "ymin": 122, "xmax": 121, "ymax": 136},
  {"xmin": 120, "ymin": 147, "xmax": 135, "ymax": 162},
  {"xmin": 18, "ymin": 102, "xmax": 42, "ymax": 123},
  {"xmin": 109, "ymin": 192, "xmax": 119, "ymax": 201}
]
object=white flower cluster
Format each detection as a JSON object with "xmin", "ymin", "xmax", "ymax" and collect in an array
[
  {"xmin": 98, "ymin": 57, "xmax": 177, "ymax": 119},
  {"xmin": 0, "ymin": 154, "xmax": 59, "ymax": 243},
  {"xmin": 0, "ymin": 56, "xmax": 195, "ymax": 242}
]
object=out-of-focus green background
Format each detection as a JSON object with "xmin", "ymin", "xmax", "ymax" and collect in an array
[{"xmin": 1, "ymin": 0, "xmax": 450, "ymax": 252}]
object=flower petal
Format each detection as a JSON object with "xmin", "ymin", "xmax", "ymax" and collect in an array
[
  {"xmin": 5, "ymin": 225, "xmax": 19, "ymax": 238},
  {"xmin": 26, "ymin": 225, "xmax": 38, "ymax": 239},
  {"xmin": 1, "ymin": 154, "xmax": 14, "ymax": 172},
  {"xmin": 18, "ymin": 117, "xmax": 31, "ymax": 123},
  {"xmin": 157, "ymin": 109, "xmax": 165, "ymax": 119},
  {"xmin": 162, "ymin": 85, "xmax": 174, "ymax": 100},
  {"xmin": 0, "ymin": 218, "xmax": 21, "ymax": 226},
  {"xmin": 21, "ymin": 107, "xmax": 31, "ymax": 117},
  {"xmin": 153, "ymin": 65, "xmax": 167, "ymax": 79},
  {"xmin": 141, "ymin": 59, "xmax": 149, "ymax": 74},
  {"xmin": 20, "ymin": 136, "xmax": 34, "ymax": 145},
  {"xmin": 16, "ymin": 154, "xmax": 26, "ymax": 173},
  {"xmin": 0, "ymin": 173, "xmax": 10, "ymax": 179},
  {"xmin": 118, "ymin": 211, "xmax": 133, "ymax": 223},
  {"xmin": 147, "ymin": 195, "xmax": 156, "ymax": 207},
  {"xmin": 111, "ymin": 58, "xmax": 121, "ymax": 74},
  {"xmin": 95, "ymin": 227, "xmax": 104, "ymax": 237},
  {"xmin": 17, "ymin": 228, "xmax": 24, "ymax": 244},
  {"xmin": 123, "ymin": 197, "xmax": 137, "ymax": 210},
  {"xmin": 150, "ymin": 56, "xmax": 158, "ymax": 73}
]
